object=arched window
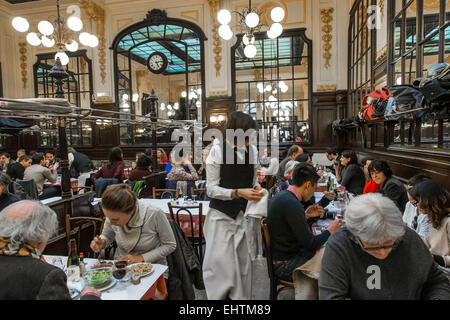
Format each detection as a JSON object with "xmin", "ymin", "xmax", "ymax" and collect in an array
[{"xmin": 111, "ymin": 10, "xmax": 207, "ymax": 145}]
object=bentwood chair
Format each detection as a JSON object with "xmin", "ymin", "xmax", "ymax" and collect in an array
[
  {"xmin": 190, "ymin": 187, "xmax": 208, "ymax": 201},
  {"xmin": 167, "ymin": 202, "xmax": 205, "ymax": 264},
  {"xmin": 65, "ymin": 214, "xmax": 105, "ymax": 258},
  {"xmin": 261, "ymin": 221, "xmax": 295, "ymax": 300},
  {"xmin": 152, "ymin": 187, "xmax": 179, "ymax": 199}
]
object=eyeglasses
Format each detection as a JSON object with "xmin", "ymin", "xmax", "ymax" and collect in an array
[{"xmin": 357, "ymin": 238, "xmax": 398, "ymax": 253}]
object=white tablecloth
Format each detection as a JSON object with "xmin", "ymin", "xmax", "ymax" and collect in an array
[
  {"xmin": 140, "ymin": 199, "xmax": 210, "ymax": 216},
  {"xmin": 44, "ymin": 255, "xmax": 167, "ymax": 300}
]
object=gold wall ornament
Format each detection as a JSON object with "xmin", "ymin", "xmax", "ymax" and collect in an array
[
  {"xmin": 317, "ymin": 84, "xmax": 337, "ymax": 92},
  {"xmin": 79, "ymin": 0, "xmax": 106, "ymax": 85},
  {"xmin": 320, "ymin": 8, "xmax": 334, "ymax": 69},
  {"xmin": 208, "ymin": 0, "xmax": 222, "ymax": 77},
  {"xmin": 19, "ymin": 42, "xmax": 27, "ymax": 89},
  {"xmin": 379, "ymin": 0, "xmax": 385, "ymax": 19}
]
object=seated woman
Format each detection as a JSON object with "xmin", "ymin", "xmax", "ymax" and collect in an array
[
  {"xmin": 166, "ymin": 153, "xmax": 199, "ymax": 198},
  {"xmin": 259, "ymin": 148, "xmax": 279, "ymax": 176},
  {"xmin": 90, "ymin": 184, "xmax": 176, "ymax": 270},
  {"xmin": 131, "ymin": 152, "xmax": 145, "ymax": 170},
  {"xmin": 92, "ymin": 147, "xmax": 125, "ymax": 197},
  {"xmin": 272, "ymin": 160, "xmax": 299, "ymax": 196},
  {"xmin": 129, "ymin": 155, "xmax": 151, "ymax": 182},
  {"xmin": 362, "ymin": 157, "xmax": 380, "ymax": 194},
  {"xmin": 403, "ymin": 174, "xmax": 431, "ymax": 238},
  {"xmin": 92, "ymin": 147, "xmax": 125, "ymax": 183},
  {"xmin": 157, "ymin": 148, "xmax": 168, "ymax": 165},
  {"xmin": 368, "ymin": 159, "xmax": 408, "ymax": 212},
  {"xmin": 267, "ymin": 163, "xmax": 342, "ymax": 282},
  {"xmin": 409, "ymin": 180, "xmax": 450, "ymax": 268},
  {"xmin": 193, "ymin": 149, "xmax": 209, "ymax": 181},
  {"xmin": 335, "ymin": 150, "xmax": 365, "ymax": 195},
  {"xmin": 319, "ymin": 193, "xmax": 450, "ymax": 300}
]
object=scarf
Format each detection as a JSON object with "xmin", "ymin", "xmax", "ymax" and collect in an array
[
  {"xmin": 0, "ymin": 237, "xmax": 45, "ymax": 262},
  {"xmin": 114, "ymin": 201, "xmax": 146, "ymax": 254}
]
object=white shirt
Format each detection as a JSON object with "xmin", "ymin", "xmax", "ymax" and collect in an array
[
  {"xmin": 206, "ymin": 142, "xmax": 259, "ymax": 201},
  {"xmin": 402, "ymin": 201, "xmax": 430, "ymax": 238},
  {"xmin": 260, "ymin": 157, "xmax": 279, "ymax": 176}
]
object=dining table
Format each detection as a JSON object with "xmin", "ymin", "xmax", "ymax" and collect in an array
[
  {"xmin": 44, "ymin": 176, "xmax": 79, "ymax": 192},
  {"xmin": 43, "ymin": 255, "xmax": 168, "ymax": 300}
]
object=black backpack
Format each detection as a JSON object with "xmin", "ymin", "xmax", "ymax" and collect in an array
[{"xmin": 386, "ymin": 85, "xmax": 426, "ymax": 120}]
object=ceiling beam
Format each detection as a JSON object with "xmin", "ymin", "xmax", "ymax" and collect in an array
[{"xmin": 156, "ymin": 40, "xmax": 198, "ymax": 64}]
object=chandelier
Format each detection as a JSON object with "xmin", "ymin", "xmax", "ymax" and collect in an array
[
  {"xmin": 217, "ymin": 0, "xmax": 285, "ymax": 58},
  {"xmin": 11, "ymin": 0, "xmax": 98, "ymax": 66}
]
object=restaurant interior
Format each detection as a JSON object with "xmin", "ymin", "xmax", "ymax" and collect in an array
[{"xmin": 0, "ymin": 0, "xmax": 449, "ymax": 301}]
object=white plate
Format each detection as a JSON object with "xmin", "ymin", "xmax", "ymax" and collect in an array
[
  {"xmin": 91, "ymin": 278, "xmax": 118, "ymax": 292},
  {"xmin": 128, "ymin": 262, "xmax": 154, "ymax": 277}
]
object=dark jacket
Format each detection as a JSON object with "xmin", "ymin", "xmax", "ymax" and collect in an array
[
  {"xmin": 129, "ymin": 166, "xmax": 151, "ymax": 182},
  {"xmin": 0, "ymin": 192, "xmax": 20, "ymax": 211},
  {"xmin": 319, "ymin": 227, "xmax": 450, "ymax": 300},
  {"xmin": 340, "ymin": 163, "xmax": 366, "ymax": 195},
  {"xmin": 166, "ymin": 220, "xmax": 204, "ymax": 300},
  {"xmin": 0, "ymin": 255, "xmax": 100, "ymax": 300},
  {"xmin": 380, "ymin": 176, "xmax": 409, "ymax": 212}
]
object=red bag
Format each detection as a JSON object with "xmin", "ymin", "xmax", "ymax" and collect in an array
[{"xmin": 358, "ymin": 88, "xmax": 392, "ymax": 122}]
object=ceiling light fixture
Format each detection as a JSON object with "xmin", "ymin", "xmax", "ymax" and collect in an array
[
  {"xmin": 217, "ymin": 1, "xmax": 284, "ymax": 58},
  {"xmin": 12, "ymin": 0, "xmax": 98, "ymax": 66}
]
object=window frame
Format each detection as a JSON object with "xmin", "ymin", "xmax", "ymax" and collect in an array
[{"xmin": 231, "ymin": 28, "xmax": 313, "ymax": 145}]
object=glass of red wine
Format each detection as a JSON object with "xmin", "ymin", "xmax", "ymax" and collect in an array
[{"xmin": 112, "ymin": 260, "xmax": 129, "ymax": 282}]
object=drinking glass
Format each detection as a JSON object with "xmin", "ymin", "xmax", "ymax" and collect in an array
[{"xmin": 112, "ymin": 261, "xmax": 129, "ymax": 283}]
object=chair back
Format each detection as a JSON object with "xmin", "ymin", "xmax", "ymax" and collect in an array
[
  {"xmin": 138, "ymin": 171, "xmax": 167, "ymax": 198},
  {"xmin": 190, "ymin": 187, "xmax": 208, "ymax": 201},
  {"xmin": 15, "ymin": 179, "xmax": 39, "ymax": 200},
  {"xmin": 153, "ymin": 187, "xmax": 179, "ymax": 199},
  {"xmin": 168, "ymin": 202, "xmax": 204, "ymax": 264},
  {"xmin": 65, "ymin": 214, "xmax": 105, "ymax": 258},
  {"xmin": 261, "ymin": 220, "xmax": 278, "ymax": 300},
  {"xmin": 94, "ymin": 178, "xmax": 119, "ymax": 197}
]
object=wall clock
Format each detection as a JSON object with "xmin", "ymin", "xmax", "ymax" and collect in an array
[{"xmin": 146, "ymin": 52, "xmax": 168, "ymax": 74}]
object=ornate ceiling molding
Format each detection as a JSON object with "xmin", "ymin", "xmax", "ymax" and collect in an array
[
  {"xmin": 79, "ymin": 0, "xmax": 107, "ymax": 85},
  {"xmin": 208, "ymin": 0, "xmax": 222, "ymax": 77},
  {"xmin": 320, "ymin": 8, "xmax": 334, "ymax": 69}
]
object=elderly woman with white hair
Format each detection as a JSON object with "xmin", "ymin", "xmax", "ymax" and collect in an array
[
  {"xmin": 319, "ymin": 193, "xmax": 450, "ymax": 300},
  {"xmin": 0, "ymin": 201, "xmax": 101, "ymax": 300}
]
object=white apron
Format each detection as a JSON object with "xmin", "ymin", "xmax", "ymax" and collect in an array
[{"xmin": 202, "ymin": 208, "xmax": 252, "ymax": 300}]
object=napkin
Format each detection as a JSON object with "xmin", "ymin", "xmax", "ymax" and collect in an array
[{"xmin": 244, "ymin": 189, "xmax": 269, "ymax": 219}]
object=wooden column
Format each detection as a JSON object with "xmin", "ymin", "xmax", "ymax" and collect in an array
[{"xmin": 58, "ymin": 117, "xmax": 72, "ymax": 199}]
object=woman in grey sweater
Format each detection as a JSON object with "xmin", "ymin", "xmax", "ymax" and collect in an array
[
  {"xmin": 90, "ymin": 184, "xmax": 176, "ymax": 269},
  {"xmin": 319, "ymin": 193, "xmax": 450, "ymax": 300}
]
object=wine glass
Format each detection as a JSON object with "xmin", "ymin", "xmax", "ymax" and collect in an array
[{"xmin": 112, "ymin": 260, "xmax": 128, "ymax": 283}]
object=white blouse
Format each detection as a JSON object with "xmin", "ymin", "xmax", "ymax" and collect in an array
[{"xmin": 205, "ymin": 143, "xmax": 260, "ymax": 201}]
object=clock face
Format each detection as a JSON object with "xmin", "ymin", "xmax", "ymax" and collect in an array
[{"xmin": 147, "ymin": 52, "xmax": 168, "ymax": 74}]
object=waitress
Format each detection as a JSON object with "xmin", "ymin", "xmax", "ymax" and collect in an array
[{"xmin": 203, "ymin": 111, "xmax": 263, "ymax": 300}]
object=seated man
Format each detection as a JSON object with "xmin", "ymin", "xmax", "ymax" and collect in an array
[
  {"xmin": 319, "ymin": 193, "xmax": 450, "ymax": 300},
  {"xmin": 0, "ymin": 173, "xmax": 19, "ymax": 211},
  {"xmin": 0, "ymin": 200, "xmax": 101, "ymax": 300},
  {"xmin": 6, "ymin": 155, "xmax": 32, "ymax": 181},
  {"xmin": 267, "ymin": 163, "xmax": 342, "ymax": 282},
  {"xmin": 23, "ymin": 153, "xmax": 60, "ymax": 200}
]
